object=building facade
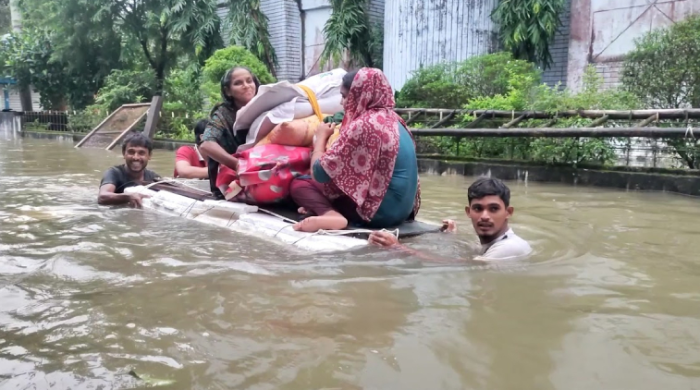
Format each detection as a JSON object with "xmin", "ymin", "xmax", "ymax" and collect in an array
[{"xmin": 216, "ymin": 0, "xmax": 700, "ymax": 91}]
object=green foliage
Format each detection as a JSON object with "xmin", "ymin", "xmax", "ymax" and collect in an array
[
  {"xmin": 0, "ymin": 30, "xmax": 73, "ymax": 109},
  {"xmin": 622, "ymin": 15, "xmax": 700, "ymax": 109},
  {"xmin": 397, "ymin": 52, "xmax": 540, "ymax": 109},
  {"xmin": 622, "ymin": 15, "xmax": 700, "ymax": 168},
  {"xmin": 368, "ymin": 21, "xmax": 384, "ymax": 70},
  {"xmin": 421, "ymin": 65, "xmax": 640, "ymax": 166},
  {"xmin": 321, "ymin": 0, "xmax": 375, "ymax": 69},
  {"xmin": 225, "ymin": 0, "xmax": 277, "ymax": 75},
  {"xmin": 491, "ymin": 0, "xmax": 566, "ymax": 68},
  {"xmin": 94, "ymin": 69, "xmax": 157, "ymax": 111},
  {"xmin": 93, "ymin": 0, "xmax": 222, "ymax": 93},
  {"xmin": 19, "ymin": 0, "xmax": 123, "ymax": 109},
  {"xmin": 201, "ymin": 46, "xmax": 276, "ymax": 106}
]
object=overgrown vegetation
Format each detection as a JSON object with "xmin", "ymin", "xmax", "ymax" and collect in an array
[
  {"xmin": 622, "ymin": 15, "xmax": 700, "ymax": 168},
  {"xmin": 396, "ymin": 53, "xmax": 540, "ymax": 109},
  {"xmin": 406, "ymin": 58, "xmax": 641, "ymax": 166},
  {"xmin": 320, "ymin": 0, "xmax": 382, "ymax": 70},
  {"xmin": 0, "ymin": 0, "xmax": 275, "ymax": 112},
  {"xmin": 491, "ymin": 0, "xmax": 566, "ymax": 69},
  {"xmin": 225, "ymin": 0, "xmax": 277, "ymax": 75},
  {"xmin": 201, "ymin": 46, "xmax": 276, "ymax": 105}
]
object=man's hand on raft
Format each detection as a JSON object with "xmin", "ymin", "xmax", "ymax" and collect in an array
[
  {"xmin": 128, "ymin": 193, "xmax": 150, "ymax": 208},
  {"xmin": 368, "ymin": 220, "xmax": 457, "ymax": 247},
  {"xmin": 368, "ymin": 231, "xmax": 399, "ymax": 247}
]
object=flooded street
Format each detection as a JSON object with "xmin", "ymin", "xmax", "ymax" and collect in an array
[{"xmin": 2, "ymin": 131, "xmax": 700, "ymax": 389}]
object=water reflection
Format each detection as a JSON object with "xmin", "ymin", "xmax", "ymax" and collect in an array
[{"xmin": 1, "ymin": 132, "xmax": 700, "ymax": 389}]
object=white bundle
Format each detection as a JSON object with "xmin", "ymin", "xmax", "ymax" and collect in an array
[{"xmin": 233, "ymin": 68, "xmax": 346, "ymax": 151}]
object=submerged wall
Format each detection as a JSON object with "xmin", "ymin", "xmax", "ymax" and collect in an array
[
  {"xmin": 18, "ymin": 130, "xmax": 700, "ymax": 197},
  {"xmin": 418, "ymin": 159, "xmax": 700, "ymax": 196}
]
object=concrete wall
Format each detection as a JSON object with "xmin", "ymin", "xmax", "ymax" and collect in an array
[
  {"xmin": 262, "ymin": 0, "xmax": 303, "ymax": 81},
  {"xmin": 566, "ymin": 0, "xmax": 700, "ymax": 91}
]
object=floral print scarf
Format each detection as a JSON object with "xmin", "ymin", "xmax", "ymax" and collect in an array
[{"xmin": 319, "ymin": 68, "xmax": 421, "ymax": 222}]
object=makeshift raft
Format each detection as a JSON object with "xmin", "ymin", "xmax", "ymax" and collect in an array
[{"xmin": 124, "ymin": 181, "xmax": 441, "ymax": 253}]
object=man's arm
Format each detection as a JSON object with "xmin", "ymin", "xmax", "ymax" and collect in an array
[
  {"xmin": 98, "ymin": 184, "xmax": 131, "ymax": 205},
  {"xmin": 98, "ymin": 184, "xmax": 150, "ymax": 207},
  {"xmin": 175, "ymin": 160, "xmax": 209, "ymax": 179}
]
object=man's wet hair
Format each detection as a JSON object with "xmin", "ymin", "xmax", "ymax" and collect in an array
[
  {"xmin": 121, "ymin": 132, "xmax": 153, "ymax": 154},
  {"xmin": 468, "ymin": 177, "xmax": 510, "ymax": 207},
  {"xmin": 193, "ymin": 119, "xmax": 208, "ymax": 146}
]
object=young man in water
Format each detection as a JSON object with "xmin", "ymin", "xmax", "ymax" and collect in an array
[
  {"xmin": 369, "ymin": 177, "xmax": 532, "ymax": 261},
  {"xmin": 98, "ymin": 132, "xmax": 162, "ymax": 208}
]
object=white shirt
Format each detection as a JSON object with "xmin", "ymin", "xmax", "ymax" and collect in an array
[{"xmin": 475, "ymin": 228, "xmax": 532, "ymax": 261}]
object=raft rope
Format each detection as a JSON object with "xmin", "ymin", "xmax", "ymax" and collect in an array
[
  {"xmin": 290, "ymin": 228, "xmax": 399, "ymax": 246},
  {"xmin": 139, "ymin": 181, "xmax": 400, "ymax": 246}
]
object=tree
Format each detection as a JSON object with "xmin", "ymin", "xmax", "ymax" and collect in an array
[
  {"xmin": 18, "ymin": 0, "xmax": 123, "ymax": 109},
  {"xmin": 0, "ymin": 29, "xmax": 74, "ymax": 110},
  {"xmin": 491, "ymin": 0, "xmax": 566, "ymax": 69},
  {"xmin": 622, "ymin": 15, "xmax": 700, "ymax": 169},
  {"xmin": 225, "ymin": 0, "xmax": 277, "ymax": 76},
  {"xmin": 622, "ymin": 15, "xmax": 700, "ymax": 109},
  {"xmin": 320, "ymin": 0, "xmax": 375, "ymax": 69},
  {"xmin": 95, "ymin": 0, "xmax": 221, "ymax": 94}
]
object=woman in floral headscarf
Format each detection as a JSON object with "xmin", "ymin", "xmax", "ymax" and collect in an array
[{"xmin": 289, "ymin": 68, "xmax": 421, "ymax": 232}]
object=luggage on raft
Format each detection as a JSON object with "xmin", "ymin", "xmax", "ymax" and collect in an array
[{"xmin": 213, "ymin": 69, "xmax": 350, "ymax": 204}]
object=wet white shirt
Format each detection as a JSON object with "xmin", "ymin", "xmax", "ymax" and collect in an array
[{"xmin": 476, "ymin": 228, "xmax": 532, "ymax": 261}]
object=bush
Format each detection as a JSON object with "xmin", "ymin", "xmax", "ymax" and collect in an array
[
  {"xmin": 202, "ymin": 46, "xmax": 276, "ymax": 106},
  {"xmin": 94, "ymin": 69, "xmax": 157, "ymax": 112},
  {"xmin": 429, "ymin": 66, "xmax": 641, "ymax": 165},
  {"xmin": 622, "ymin": 15, "xmax": 700, "ymax": 109},
  {"xmin": 622, "ymin": 15, "xmax": 700, "ymax": 168},
  {"xmin": 396, "ymin": 52, "xmax": 541, "ymax": 109}
]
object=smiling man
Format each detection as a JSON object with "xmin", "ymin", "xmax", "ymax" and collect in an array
[
  {"xmin": 98, "ymin": 132, "xmax": 162, "ymax": 208},
  {"xmin": 369, "ymin": 177, "xmax": 532, "ymax": 261}
]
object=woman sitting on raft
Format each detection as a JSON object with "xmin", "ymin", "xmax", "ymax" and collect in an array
[
  {"xmin": 199, "ymin": 67, "xmax": 260, "ymax": 194},
  {"xmin": 290, "ymin": 68, "xmax": 421, "ymax": 232}
]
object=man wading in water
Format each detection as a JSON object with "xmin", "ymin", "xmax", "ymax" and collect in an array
[
  {"xmin": 370, "ymin": 177, "xmax": 532, "ymax": 261},
  {"xmin": 98, "ymin": 132, "xmax": 162, "ymax": 208}
]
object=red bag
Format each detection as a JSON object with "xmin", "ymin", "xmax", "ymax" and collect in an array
[{"xmin": 216, "ymin": 144, "xmax": 311, "ymax": 205}]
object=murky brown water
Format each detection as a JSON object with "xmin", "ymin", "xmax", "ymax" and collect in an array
[{"xmin": 2, "ymin": 130, "xmax": 700, "ymax": 389}]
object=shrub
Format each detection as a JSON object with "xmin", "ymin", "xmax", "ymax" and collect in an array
[
  {"xmin": 94, "ymin": 69, "xmax": 157, "ymax": 112},
  {"xmin": 443, "ymin": 66, "xmax": 640, "ymax": 165},
  {"xmin": 202, "ymin": 46, "xmax": 276, "ymax": 106},
  {"xmin": 622, "ymin": 15, "xmax": 700, "ymax": 109},
  {"xmin": 396, "ymin": 52, "xmax": 540, "ymax": 109},
  {"xmin": 622, "ymin": 15, "xmax": 700, "ymax": 168}
]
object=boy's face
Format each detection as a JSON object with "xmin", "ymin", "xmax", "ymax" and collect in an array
[{"xmin": 465, "ymin": 195, "xmax": 513, "ymax": 243}]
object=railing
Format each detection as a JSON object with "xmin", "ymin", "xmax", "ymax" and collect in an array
[{"xmin": 18, "ymin": 108, "xmax": 700, "ymax": 170}]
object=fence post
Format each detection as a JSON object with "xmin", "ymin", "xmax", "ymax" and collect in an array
[{"xmin": 143, "ymin": 95, "xmax": 163, "ymax": 140}]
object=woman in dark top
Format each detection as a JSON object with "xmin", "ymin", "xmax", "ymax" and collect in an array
[{"xmin": 199, "ymin": 66, "xmax": 260, "ymax": 196}]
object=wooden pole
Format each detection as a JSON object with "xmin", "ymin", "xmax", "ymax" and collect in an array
[
  {"xmin": 410, "ymin": 127, "xmax": 694, "ymax": 138},
  {"xmin": 143, "ymin": 95, "xmax": 163, "ymax": 140},
  {"xmin": 394, "ymin": 108, "xmax": 700, "ymax": 120}
]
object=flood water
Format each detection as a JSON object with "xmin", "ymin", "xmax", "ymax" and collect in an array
[{"xmin": 2, "ymin": 131, "xmax": 700, "ymax": 389}]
